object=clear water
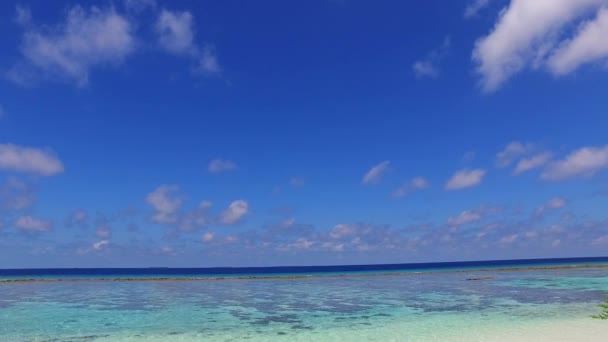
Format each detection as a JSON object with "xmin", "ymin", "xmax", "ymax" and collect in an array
[{"xmin": 1, "ymin": 267, "xmax": 608, "ymax": 341}]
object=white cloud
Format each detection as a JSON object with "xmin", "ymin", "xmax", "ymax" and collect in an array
[
  {"xmin": 329, "ymin": 224, "xmax": 356, "ymax": 239},
  {"xmin": 546, "ymin": 197, "xmax": 567, "ymax": 209},
  {"xmin": 496, "ymin": 141, "xmax": 534, "ymax": 167},
  {"xmin": 278, "ymin": 238, "xmax": 314, "ymax": 251},
  {"xmin": 156, "ymin": 10, "xmax": 196, "ymax": 55},
  {"xmin": 66, "ymin": 209, "xmax": 88, "ymax": 228},
  {"xmin": 535, "ymin": 197, "xmax": 567, "ymax": 217},
  {"xmin": 500, "ymin": 234, "xmax": 519, "ymax": 244},
  {"xmin": 496, "ymin": 141, "xmax": 551, "ymax": 175},
  {"xmin": 362, "ymin": 161, "xmax": 391, "ymax": 185},
  {"xmin": 224, "ymin": 235, "xmax": 238, "ymax": 243},
  {"xmin": 525, "ymin": 231, "xmax": 540, "ymax": 239},
  {"xmin": 514, "ymin": 152, "xmax": 552, "ymax": 174},
  {"xmin": 392, "ymin": 184, "xmax": 408, "ymax": 198},
  {"xmin": 160, "ymin": 246, "xmax": 174, "ymax": 254},
  {"xmin": 464, "ymin": 0, "xmax": 491, "ymax": 19},
  {"xmin": 146, "ymin": 196, "xmax": 213, "ymax": 233},
  {"xmin": 448, "ymin": 210, "xmax": 482, "ymax": 226},
  {"xmin": 220, "ymin": 200, "xmax": 249, "ymax": 224},
  {"xmin": 0, "ymin": 177, "xmax": 35, "ymax": 210},
  {"xmin": 208, "ymin": 159, "xmax": 236, "ymax": 173},
  {"xmin": 156, "ymin": 9, "xmax": 221, "ymax": 75},
  {"xmin": 277, "ymin": 223, "xmax": 403, "ymax": 253},
  {"xmin": 392, "ymin": 177, "xmax": 429, "ymax": 198},
  {"xmin": 10, "ymin": 5, "xmax": 135, "ymax": 86},
  {"xmin": 71, "ymin": 209, "xmax": 88, "ymax": 223},
  {"xmin": 202, "ymin": 231, "xmax": 215, "ymax": 242},
  {"xmin": 15, "ymin": 5, "xmax": 31, "ymax": 26},
  {"xmin": 548, "ymin": 8, "xmax": 608, "ymax": 75},
  {"xmin": 472, "ymin": 0, "xmax": 608, "ymax": 92},
  {"xmin": 146, "ymin": 185, "xmax": 183, "ymax": 224},
  {"xmin": 95, "ymin": 217, "xmax": 112, "ymax": 238},
  {"xmin": 411, "ymin": 177, "xmax": 430, "ymax": 189},
  {"xmin": 444, "ymin": 169, "xmax": 486, "ymax": 190},
  {"xmin": 0, "ymin": 144, "xmax": 64, "ymax": 176},
  {"xmin": 412, "ymin": 61, "xmax": 439, "ymax": 78},
  {"xmin": 541, "ymin": 145, "xmax": 608, "ymax": 180},
  {"xmin": 15, "ymin": 215, "xmax": 52, "ymax": 232},
  {"xmin": 321, "ymin": 241, "xmax": 344, "ymax": 252},
  {"xmin": 592, "ymin": 235, "xmax": 608, "ymax": 246},
  {"xmin": 178, "ymin": 202, "xmax": 212, "ymax": 232},
  {"xmin": 280, "ymin": 218, "xmax": 296, "ymax": 228},
  {"xmin": 197, "ymin": 46, "xmax": 221, "ymax": 74},
  {"xmin": 199, "ymin": 200, "xmax": 213, "ymax": 209},
  {"xmin": 412, "ymin": 37, "xmax": 451, "ymax": 78},
  {"xmin": 93, "ymin": 240, "xmax": 109, "ymax": 250}
]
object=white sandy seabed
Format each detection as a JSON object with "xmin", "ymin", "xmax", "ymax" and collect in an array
[{"xmin": 92, "ymin": 317, "xmax": 608, "ymax": 342}]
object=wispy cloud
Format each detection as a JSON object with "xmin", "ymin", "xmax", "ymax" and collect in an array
[
  {"xmin": 93, "ymin": 239, "xmax": 109, "ymax": 250},
  {"xmin": 155, "ymin": 9, "xmax": 221, "ymax": 75},
  {"xmin": 412, "ymin": 36, "xmax": 451, "ymax": 78},
  {"xmin": 447, "ymin": 205, "xmax": 499, "ymax": 226},
  {"xmin": 8, "ymin": 3, "xmax": 220, "ymax": 86},
  {"xmin": 0, "ymin": 144, "xmax": 64, "ymax": 176},
  {"xmin": 472, "ymin": 0, "xmax": 608, "ymax": 92},
  {"xmin": 0, "ymin": 177, "xmax": 36, "ymax": 210},
  {"xmin": 444, "ymin": 169, "xmax": 486, "ymax": 190},
  {"xmin": 514, "ymin": 152, "xmax": 552, "ymax": 175},
  {"xmin": 208, "ymin": 159, "xmax": 237, "ymax": 173},
  {"xmin": 178, "ymin": 200, "xmax": 213, "ymax": 232},
  {"xmin": 548, "ymin": 8, "xmax": 608, "ymax": 75},
  {"xmin": 542, "ymin": 145, "xmax": 608, "ymax": 180},
  {"xmin": 197, "ymin": 46, "xmax": 221, "ymax": 74},
  {"xmin": 65, "ymin": 209, "xmax": 89, "ymax": 228},
  {"xmin": 464, "ymin": 0, "xmax": 491, "ymax": 19},
  {"xmin": 15, "ymin": 215, "xmax": 52, "ymax": 232},
  {"xmin": 220, "ymin": 200, "xmax": 249, "ymax": 224},
  {"xmin": 392, "ymin": 177, "xmax": 429, "ymax": 198},
  {"xmin": 496, "ymin": 141, "xmax": 552, "ymax": 175},
  {"xmin": 156, "ymin": 10, "xmax": 196, "ymax": 55},
  {"xmin": 496, "ymin": 141, "xmax": 534, "ymax": 168},
  {"xmin": 146, "ymin": 185, "xmax": 183, "ymax": 224},
  {"xmin": 448, "ymin": 210, "xmax": 482, "ymax": 226},
  {"xmin": 95, "ymin": 215, "xmax": 112, "ymax": 238},
  {"xmin": 592, "ymin": 235, "xmax": 608, "ymax": 246},
  {"xmin": 534, "ymin": 197, "xmax": 567, "ymax": 218},
  {"xmin": 362, "ymin": 161, "xmax": 391, "ymax": 185},
  {"xmin": 499, "ymin": 233, "xmax": 519, "ymax": 245},
  {"xmin": 202, "ymin": 231, "xmax": 215, "ymax": 242},
  {"xmin": 9, "ymin": 5, "xmax": 135, "ymax": 86}
]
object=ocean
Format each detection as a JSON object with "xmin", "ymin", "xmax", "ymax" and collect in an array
[{"xmin": 1, "ymin": 257, "xmax": 608, "ymax": 341}]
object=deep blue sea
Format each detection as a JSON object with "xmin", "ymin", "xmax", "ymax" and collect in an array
[{"xmin": 2, "ymin": 256, "xmax": 608, "ymax": 280}]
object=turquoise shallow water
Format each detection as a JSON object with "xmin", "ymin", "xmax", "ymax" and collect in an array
[{"xmin": 1, "ymin": 267, "xmax": 608, "ymax": 341}]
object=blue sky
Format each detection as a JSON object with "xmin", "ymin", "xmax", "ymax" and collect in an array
[{"xmin": 1, "ymin": 0, "xmax": 608, "ymax": 268}]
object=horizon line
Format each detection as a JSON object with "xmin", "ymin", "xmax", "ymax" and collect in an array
[{"xmin": 2, "ymin": 255, "xmax": 607, "ymax": 271}]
